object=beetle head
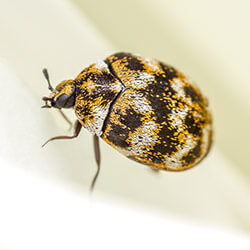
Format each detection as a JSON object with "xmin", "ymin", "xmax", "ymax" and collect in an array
[{"xmin": 42, "ymin": 68, "xmax": 76, "ymax": 109}]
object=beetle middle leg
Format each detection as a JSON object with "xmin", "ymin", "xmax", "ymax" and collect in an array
[{"xmin": 42, "ymin": 120, "xmax": 82, "ymax": 147}]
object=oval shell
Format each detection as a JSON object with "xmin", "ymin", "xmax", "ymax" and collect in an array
[{"xmin": 75, "ymin": 53, "xmax": 212, "ymax": 171}]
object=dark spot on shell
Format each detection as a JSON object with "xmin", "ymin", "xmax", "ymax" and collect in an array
[
  {"xmin": 118, "ymin": 107, "xmax": 143, "ymax": 133},
  {"xmin": 108, "ymin": 53, "xmax": 145, "ymax": 71},
  {"xmin": 140, "ymin": 81, "xmax": 175, "ymax": 123},
  {"xmin": 147, "ymin": 124, "xmax": 179, "ymax": 164},
  {"xmin": 184, "ymin": 86, "xmax": 202, "ymax": 103},
  {"xmin": 94, "ymin": 71, "xmax": 115, "ymax": 86},
  {"xmin": 185, "ymin": 112, "xmax": 202, "ymax": 137},
  {"xmin": 125, "ymin": 56, "xmax": 145, "ymax": 71},
  {"xmin": 181, "ymin": 140, "xmax": 201, "ymax": 165},
  {"xmin": 111, "ymin": 52, "xmax": 132, "ymax": 60},
  {"xmin": 159, "ymin": 62, "xmax": 178, "ymax": 80},
  {"xmin": 104, "ymin": 123, "xmax": 130, "ymax": 148}
]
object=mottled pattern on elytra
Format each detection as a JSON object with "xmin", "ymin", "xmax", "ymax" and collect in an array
[
  {"xmin": 73, "ymin": 52, "xmax": 212, "ymax": 171},
  {"xmin": 101, "ymin": 53, "xmax": 212, "ymax": 170}
]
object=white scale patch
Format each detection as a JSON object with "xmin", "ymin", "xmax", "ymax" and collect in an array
[
  {"xmin": 128, "ymin": 92, "xmax": 152, "ymax": 113},
  {"xmin": 167, "ymin": 105, "xmax": 197, "ymax": 169},
  {"xmin": 94, "ymin": 60, "xmax": 109, "ymax": 71},
  {"xmin": 118, "ymin": 121, "xmax": 158, "ymax": 157},
  {"xmin": 129, "ymin": 121, "xmax": 158, "ymax": 155},
  {"xmin": 169, "ymin": 106, "xmax": 189, "ymax": 129},
  {"xmin": 130, "ymin": 72, "xmax": 155, "ymax": 88},
  {"xmin": 166, "ymin": 134, "xmax": 197, "ymax": 170},
  {"xmin": 171, "ymin": 78, "xmax": 192, "ymax": 105},
  {"xmin": 142, "ymin": 56, "xmax": 160, "ymax": 70},
  {"xmin": 134, "ymin": 54, "xmax": 160, "ymax": 71},
  {"xmin": 85, "ymin": 105, "xmax": 109, "ymax": 136}
]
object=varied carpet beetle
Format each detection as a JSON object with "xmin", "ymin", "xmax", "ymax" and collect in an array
[{"xmin": 42, "ymin": 52, "xmax": 212, "ymax": 190}]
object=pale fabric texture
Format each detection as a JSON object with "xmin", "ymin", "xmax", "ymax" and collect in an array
[{"xmin": 0, "ymin": 0, "xmax": 250, "ymax": 248}]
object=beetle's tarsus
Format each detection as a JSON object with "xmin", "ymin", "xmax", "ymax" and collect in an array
[{"xmin": 41, "ymin": 105, "xmax": 51, "ymax": 109}]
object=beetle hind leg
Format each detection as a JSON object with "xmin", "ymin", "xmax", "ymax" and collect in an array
[{"xmin": 90, "ymin": 134, "xmax": 101, "ymax": 192}]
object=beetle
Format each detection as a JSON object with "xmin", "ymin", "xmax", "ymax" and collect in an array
[{"xmin": 42, "ymin": 52, "xmax": 212, "ymax": 190}]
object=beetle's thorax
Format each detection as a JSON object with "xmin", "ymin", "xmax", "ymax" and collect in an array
[{"xmin": 74, "ymin": 60, "xmax": 123, "ymax": 136}]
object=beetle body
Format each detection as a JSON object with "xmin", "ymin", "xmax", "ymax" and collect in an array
[{"xmin": 46, "ymin": 52, "xmax": 212, "ymax": 171}]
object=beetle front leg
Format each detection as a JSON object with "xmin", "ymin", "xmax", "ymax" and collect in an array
[
  {"xmin": 42, "ymin": 120, "xmax": 82, "ymax": 147},
  {"xmin": 58, "ymin": 109, "xmax": 73, "ymax": 130}
]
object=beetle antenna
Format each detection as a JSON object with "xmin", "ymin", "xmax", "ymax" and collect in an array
[{"xmin": 42, "ymin": 68, "xmax": 54, "ymax": 92}]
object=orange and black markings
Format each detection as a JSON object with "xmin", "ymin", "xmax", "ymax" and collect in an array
[{"xmin": 44, "ymin": 52, "xmax": 212, "ymax": 171}]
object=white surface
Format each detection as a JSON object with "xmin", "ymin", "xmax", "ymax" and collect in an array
[{"xmin": 1, "ymin": 158, "xmax": 250, "ymax": 250}]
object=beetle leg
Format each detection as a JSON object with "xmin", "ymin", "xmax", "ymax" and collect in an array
[
  {"xmin": 42, "ymin": 120, "xmax": 82, "ymax": 147},
  {"xmin": 90, "ymin": 134, "xmax": 101, "ymax": 192},
  {"xmin": 58, "ymin": 109, "xmax": 73, "ymax": 130},
  {"xmin": 150, "ymin": 167, "xmax": 160, "ymax": 173}
]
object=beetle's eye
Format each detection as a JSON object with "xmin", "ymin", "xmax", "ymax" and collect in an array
[{"xmin": 55, "ymin": 91, "xmax": 75, "ymax": 109}]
